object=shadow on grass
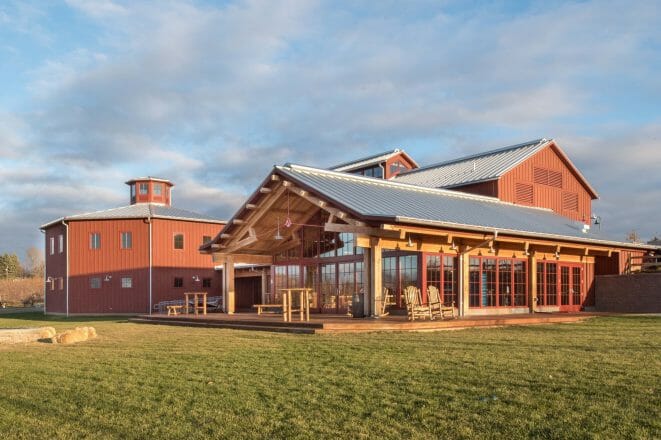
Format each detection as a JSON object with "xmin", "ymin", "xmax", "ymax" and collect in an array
[{"xmin": 0, "ymin": 312, "xmax": 130, "ymax": 324}]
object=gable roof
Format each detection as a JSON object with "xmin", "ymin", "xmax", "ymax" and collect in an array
[
  {"xmin": 393, "ymin": 138, "xmax": 599, "ymax": 199},
  {"xmin": 266, "ymin": 164, "xmax": 647, "ymax": 250},
  {"xmin": 40, "ymin": 203, "xmax": 225, "ymax": 229},
  {"xmin": 330, "ymin": 148, "xmax": 418, "ymax": 172}
]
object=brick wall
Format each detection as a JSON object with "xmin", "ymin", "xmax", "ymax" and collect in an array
[{"xmin": 595, "ymin": 273, "xmax": 661, "ymax": 313}]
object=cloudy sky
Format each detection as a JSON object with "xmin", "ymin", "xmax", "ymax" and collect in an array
[{"xmin": 0, "ymin": 0, "xmax": 659, "ymax": 260}]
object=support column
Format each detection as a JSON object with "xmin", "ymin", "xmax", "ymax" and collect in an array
[
  {"xmin": 369, "ymin": 238, "xmax": 383, "ymax": 317},
  {"xmin": 362, "ymin": 247, "xmax": 372, "ymax": 317},
  {"xmin": 460, "ymin": 249, "xmax": 470, "ymax": 317},
  {"xmin": 223, "ymin": 256, "xmax": 235, "ymax": 314},
  {"xmin": 261, "ymin": 269, "xmax": 268, "ymax": 304},
  {"xmin": 529, "ymin": 251, "xmax": 537, "ymax": 313}
]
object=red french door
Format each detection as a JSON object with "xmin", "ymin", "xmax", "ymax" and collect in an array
[{"xmin": 559, "ymin": 265, "xmax": 582, "ymax": 312}]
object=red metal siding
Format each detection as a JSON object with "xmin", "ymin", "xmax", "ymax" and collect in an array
[
  {"xmin": 68, "ymin": 219, "xmax": 150, "ymax": 313},
  {"xmin": 452, "ymin": 180, "xmax": 499, "ymax": 198},
  {"xmin": 500, "ymin": 146, "xmax": 593, "ymax": 222},
  {"xmin": 44, "ymin": 224, "xmax": 67, "ymax": 313}
]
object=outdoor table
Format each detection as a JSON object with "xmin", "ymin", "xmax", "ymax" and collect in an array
[
  {"xmin": 278, "ymin": 288, "xmax": 313, "ymax": 322},
  {"xmin": 183, "ymin": 292, "xmax": 207, "ymax": 316}
]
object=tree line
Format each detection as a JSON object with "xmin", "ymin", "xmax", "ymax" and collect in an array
[{"xmin": 0, "ymin": 247, "xmax": 44, "ymax": 279}]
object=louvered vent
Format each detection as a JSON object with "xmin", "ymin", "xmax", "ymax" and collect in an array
[
  {"xmin": 533, "ymin": 167, "xmax": 548, "ymax": 185},
  {"xmin": 515, "ymin": 183, "xmax": 534, "ymax": 205},
  {"xmin": 562, "ymin": 192, "xmax": 578, "ymax": 211},
  {"xmin": 548, "ymin": 170, "xmax": 562, "ymax": 188}
]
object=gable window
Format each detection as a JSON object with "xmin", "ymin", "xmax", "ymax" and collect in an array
[
  {"xmin": 389, "ymin": 161, "xmax": 407, "ymax": 176},
  {"xmin": 58, "ymin": 234, "xmax": 64, "ymax": 253},
  {"xmin": 139, "ymin": 183, "xmax": 149, "ymax": 195},
  {"xmin": 121, "ymin": 277, "xmax": 132, "ymax": 288},
  {"xmin": 202, "ymin": 278, "xmax": 212, "ymax": 288},
  {"xmin": 174, "ymin": 277, "xmax": 183, "ymax": 288},
  {"xmin": 90, "ymin": 233, "xmax": 101, "ymax": 250},
  {"xmin": 174, "ymin": 234, "xmax": 184, "ymax": 249},
  {"xmin": 121, "ymin": 232, "xmax": 132, "ymax": 249},
  {"xmin": 90, "ymin": 277, "xmax": 101, "ymax": 289},
  {"xmin": 50, "ymin": 237, "xmax": 55, "ymax": 255}
]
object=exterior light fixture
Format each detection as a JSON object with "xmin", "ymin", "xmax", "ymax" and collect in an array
[
  {"xmin": 192, "ymin": 275, "xmax": 200, "ymax": 282},
  {"xmin": 274, "ymin": 217, "xmax": 284, "ymax": 240},
  {"xmin": 450, "ymin": 241, "xmax": 457, "ymax": 251},
  {"xmin": 104, "ymin": 275, "xmax": 112, "ymax": 282},
  {"xmin": 591, "ymin": 214, "xmax": 601, "ymax": 231},
  {"xmin": 488, "ymin": 244, "xmax": 495, "ymax": 253},
  {"xmin": 406, "ymin": 234, "xmax": 415, "ymax": 248},
  {"xmin": 554, "ymin": 251, "xmax": 560, "ymax": 259}
]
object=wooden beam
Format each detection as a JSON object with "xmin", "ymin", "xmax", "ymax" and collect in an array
[
  {"xmin": 288, "ymin": 184, "xmax": 365, "ymax": 226},
  {"xmin": 271, "ymin": 174, "xmax": 280, "ymax": 181},
  {"xmin": 213, "ymin": 253, "xmax": 272, "ymax": 265},
  {"xmin": 323, "ymin": 223, "xmax": 401, "ymax": 239},
  {"xmin": 232, "ymin": 219, "xmax": 244, "ymax": 225},
  {"xmin": 245, "ymin": 204, "xmax": 257, "ymax": 210},
  {"xmin": 220, "ymin": 233, "xmax": 231, "ymax": 239},
  {"xmin": 259, "ymin": 187, "xmax": 272, "ymax": 193}
]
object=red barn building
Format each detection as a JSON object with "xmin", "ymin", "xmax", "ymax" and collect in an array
[
  {"xmin": 203, "ymin": 138, "xmax": 654, "ymax": 316},
  {"xmin": 41, "ymin": 177, "xmax": 225, "ymax": 315}
]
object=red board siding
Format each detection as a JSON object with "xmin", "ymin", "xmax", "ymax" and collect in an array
[
  {"xmin": 44, "ymin": 223, "xmax": 67, "ymax": 313},
  {"xmin": 500, "ymin": 145, "xmax": 593, "ymax": 221},
  {"xmin": 452, "ymin": 180, "xmax": 499, "ymax": 198}
]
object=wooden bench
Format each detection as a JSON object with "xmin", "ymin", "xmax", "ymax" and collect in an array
[
  {"xmin": 167, "ymin": 305, "xmax": 184, "ymax": 316},
  {"xmin": 253, "ymin": 304, "xmax": 283, "ymax": 315}
]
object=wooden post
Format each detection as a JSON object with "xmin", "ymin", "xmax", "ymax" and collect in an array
[
  {"xmin": 223, "ymin": 256, "xmax": 235, "ymax": 314},
  {"xmin": 362, "ymin": 246, "xmax": 372, "ymax": 317},
  {"xmin": 261, "ymin": 270, "xmax": 268, "ymax": 304},
  {"xmin": 461, "ymin": 249, "xmax": 470, "ymax": 317},
  {"xmin": 370, "ymin": 238, "xmax": 383, "ymax": 317},
  {"xmin": 529, "ymin": 251, "xmax": 537, "ymax": 313}
]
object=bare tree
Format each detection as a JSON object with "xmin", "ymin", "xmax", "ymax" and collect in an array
[{"xmin": 25, "ymin": 247, "xmax": 44, "ymax": 278}]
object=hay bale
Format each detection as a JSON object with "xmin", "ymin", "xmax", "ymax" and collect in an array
[
  {"xmin": 0, "ymin": 327, "xmax": 57, "ymax": 344},
  {"xmin": 54, "ymin": 326, "xmax": 97, "ymax": 344}
]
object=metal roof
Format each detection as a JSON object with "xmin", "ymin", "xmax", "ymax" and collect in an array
[
  {"xmin": 275, "ymin": 164, "xmax": 651, "ymax": 250},
  {"xmin": 393, "ymin": 139, "xmax": 550, "ymax": 188},
  {"xmin": 124, "ymin": 176, "xmax": 173, "ymax": 185},
  {"xmin": 330, "ymin": 148, "xmax": 418, "ymax": 172},
  {"xmin": 40, "ymin": 203, "xmax": 225, "ymax": 229}
]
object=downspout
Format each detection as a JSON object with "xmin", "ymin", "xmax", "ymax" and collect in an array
[
  {"xmin": 40, "ymin": 230, "xmax": 46, "ymax": 313},
  {"xmin": 63, "ymin": 220, "xmax": 69, "ymax": 318}
]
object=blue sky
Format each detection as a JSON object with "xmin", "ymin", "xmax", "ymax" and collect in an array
[{"xmin": 0, "ymin": 0, "xmax": 659, "ymax": 261}]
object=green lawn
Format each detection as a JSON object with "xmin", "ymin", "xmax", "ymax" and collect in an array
[{"xmin": 0, "ymin": 315, "xmax": 658, "ymax": 439}]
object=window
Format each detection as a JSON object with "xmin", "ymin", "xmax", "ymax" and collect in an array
[
  {"xmin": 174, "ymin": 277, "xmax": 183, "ymax": 288},
  {"xmin": 174, "ymin": 234, "xmax": 184, "ymax": 249},
  {"xmin": 90, "ymin": 233, "xmax": 101, "ymax": 249},
  {"xmin": 153, "ymin": 183, "xmax": 162, "ymax": 196},
  {"xmin": 469, "ymin": 257, "xmax": 527, "ymax": 308},
  {"xmin": 50, "ymin": 237, "xmax": 55, "ymax": 255},
  {"xmin": 49, "ymin": 278, "xmax": 55, "ymax": 291},
  {"xmin": 121, "ymin": 232, "xmax": 132, "ymax": 249},
  {"xmin": 139, "ymin": 183, "xmax": 149, "ymax": 195},
  {"xmin": 202, "ymin": 236, "xmax": 212, "ymax": 245},
  {"xmin": 58, "ymin": 278, "xmax": 64, "ymax": 290},
  {"xmin": 90, "ymin": 277, "xmax": 101, "ymax": 289},
  {"xmin": 58, "ymin": 235, "xmax": 64, "ymax": 253},
  {"xmin": 426, "ymin": 254, "xmax": 458, "ymax": 307},
  {"xmin": 121, "ymin": 277, "xmax": 132, "ymax": 288},
  {"xmin": 389, "ymin": 161, "xmax": 408, "ymax": 176},
  {"xmin": 202, "ymin": 278, "xmax": 212, "ymax": 288},
  {"xmin": 130, "ymin": 184, "xmax": 136, "ymax": 202}
]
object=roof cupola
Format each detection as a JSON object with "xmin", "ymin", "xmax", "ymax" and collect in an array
[{"xmin": 125, "ymin": 177, "xmax": 174, "ymax": 206}]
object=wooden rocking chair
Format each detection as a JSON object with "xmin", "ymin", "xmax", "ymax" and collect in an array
[
  {"xmin": 427, "ymin": 285, "xmax": 456, "ymax": 320},
  {"xmin": 380, "ymin": 286, "xmax": 396, "ymax": 316},
  {"xmin": 403, "ymin": 285, "xmax": 431, "ymax": 321}
]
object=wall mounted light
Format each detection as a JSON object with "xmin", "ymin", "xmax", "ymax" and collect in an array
[
  {"xmin": 192, "ymin": 275, "xmax": 200, "ymax": 282},
  {"xmin": 406, "ymin": 234, "xmax": 415, "ymax": 248},
  {"xmin": 104, "ymin": 275, "xmax": 112, "ymax": 282}
]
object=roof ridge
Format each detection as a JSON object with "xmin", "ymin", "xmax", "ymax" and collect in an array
[
  {"xmin": 279, "ymin": 163, "xmax": 555, "ymax": 213},
  {"xmin": 399, "ymin": 138, "xmax": 549, "ymax": 176},
  {"xmin": 328, "ymin": 148, "xmax": 401, "ymax": 170}
]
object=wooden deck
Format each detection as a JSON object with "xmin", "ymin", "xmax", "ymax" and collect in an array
[{"xmin": 130, "ymin": 312, "xmax": 597, "ymax": 334}]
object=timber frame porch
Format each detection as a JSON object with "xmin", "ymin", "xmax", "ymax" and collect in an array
[{"xmin": 130, "ymin": 312, "xmax": 597, "ymax": 334}]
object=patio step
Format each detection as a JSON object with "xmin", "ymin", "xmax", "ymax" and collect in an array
[{"xmin": 129, "ymin": 318, "xmax": 317, "ymax": 334}]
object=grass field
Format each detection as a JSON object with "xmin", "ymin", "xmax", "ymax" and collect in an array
[{"xmin": 0, "ymin": 314, "xmax": 659, "ymax": 439}]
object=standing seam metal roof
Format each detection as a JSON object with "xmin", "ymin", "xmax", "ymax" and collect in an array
[
  {"xmin": 40, "ymin": 203, "xmax": 225, "ymax": 229},
  {"xmin": 393, "ymin": 139, "xmax": 550, "ymax": 188},
  {"xmin": 275, "ymin": 164, "xmax": 649, "ymax": 249},
  {"xmin": 330, "ymin": 149, "xmax": 418, "ymax": 172}
]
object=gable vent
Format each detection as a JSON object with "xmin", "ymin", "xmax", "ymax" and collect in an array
[
  {"xmin": 562, "ymin": 191, "xmax": 579, "ymax": 211},
  {"xmin": 515, "ymin": 183, "xmax": 534, "ymax": 205}
]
